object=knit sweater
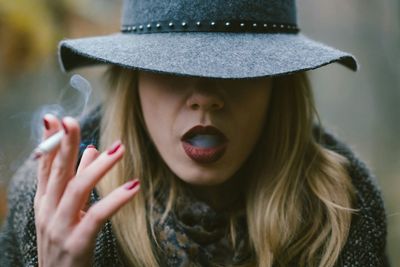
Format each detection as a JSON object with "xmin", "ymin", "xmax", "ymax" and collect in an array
[{"xmin": 0, "ymin": 113, "xmax": 389, "ymax": 266}]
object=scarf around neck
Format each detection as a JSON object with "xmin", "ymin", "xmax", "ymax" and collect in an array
[{"xmin": 151, "ymin": 188, "xmax": 253, "ymax": 267}]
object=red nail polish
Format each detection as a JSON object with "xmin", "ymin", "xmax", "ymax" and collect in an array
[
  {"xmin": 107, "ymin": 141, "xmax": 121, "ymax": 155},
  {"xmin": 32, "ymin": 151, "xmax": 42, "ymax": 160},
  {"xmin": 124, "ymin": 180, "xmax": 140, "ymax": 190},
  {"xmin": 61, "ymin": 120, "xmax": 68, "ymax": 134},
  {"xmin": 43, "ymin": 118, "xmax": 50, "ymax": 130},
  {"xmin": 87, "ymin": 144, "xmax": 96, "ymax": 149}
]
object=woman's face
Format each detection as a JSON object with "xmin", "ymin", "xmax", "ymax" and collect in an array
[{"xmin": 138, "ymin": 71, "xmax": 272, "ymax": 186}]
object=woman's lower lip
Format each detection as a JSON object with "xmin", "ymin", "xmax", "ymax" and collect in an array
[{"xmin": 182, "ymin": 141, "xmax": 227, "ymax": 164}]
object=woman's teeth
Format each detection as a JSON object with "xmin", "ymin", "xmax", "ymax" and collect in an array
[{"xmin": 188, "ymin": 134, "xmax": 221, "ymax": 148}]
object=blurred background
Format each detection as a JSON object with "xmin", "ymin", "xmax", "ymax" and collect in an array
[{"xmin": 0, "ymin": 0, "xmax": 399, "ymax": 264}]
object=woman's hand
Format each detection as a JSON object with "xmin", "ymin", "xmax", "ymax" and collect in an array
[{"xmin": 34, "ymin": 115, "xmax": 140, "ymax": 267}]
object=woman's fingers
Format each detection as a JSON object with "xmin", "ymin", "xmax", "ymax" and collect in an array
[
  {"xmin": 70, "ymin": 179, "xmax": 140, "ymax": 248},
  {"xmin": 33, "ymin": 116, "xmax": 137, "ymax": 266},
  {"xmin": 54, "ymin": 141, "xmax": 125, "ymax": 226},
  {"xmin": 44, "ymin": 117, "xmax": 81, "ymax": 212},
  {"xmin": 35, "ymin": 114, "xmax": 63, "ymax": 267},
  {"xmin": 76, "ymin": 145, "xmax": 100, "ymax": 176},
  {"xmin": 36, "ymin": 114, "xmax": 62, "ymax": 201},
  {"xmin": 76, "ymin": 146, "xmax": 100, "ymax": 211},
  {"xmin": 76, "ymin": 145, "xmax": 100, "ymax": 211}
]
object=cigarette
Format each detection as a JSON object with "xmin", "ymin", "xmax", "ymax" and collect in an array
[{"xmin": 32, "ymin": 130, "xmax": 65, "ymax": 160}]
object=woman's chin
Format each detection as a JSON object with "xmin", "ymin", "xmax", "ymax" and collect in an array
[{"xmin": 173, "ymin": 165, "xmax": 234, "ymax": 186}]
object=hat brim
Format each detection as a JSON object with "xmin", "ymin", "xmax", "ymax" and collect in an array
[{"xmin": 59, "ymin": 32, "xmax": 358, "ymax": 79}]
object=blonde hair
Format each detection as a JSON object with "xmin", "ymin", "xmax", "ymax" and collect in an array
[{"xmin": 97, "ymin": 66, "xmax": 355, "ymax": 267}]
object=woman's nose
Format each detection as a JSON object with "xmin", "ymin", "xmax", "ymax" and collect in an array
[{"xmin": 186, "ymin": 88, "xmax": 224, "ymax": 111}]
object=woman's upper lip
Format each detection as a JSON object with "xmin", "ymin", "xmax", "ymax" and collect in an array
[{"xmin": 181, "ymin": 125, "xmax": 228, "ymax": 141}]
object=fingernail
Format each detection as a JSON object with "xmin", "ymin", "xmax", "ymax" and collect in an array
[
  {"xmin": 107, "ymin": 141, "xmax": 122, "ymax": 155},
  {"xmin": 32, "ymin": 151, "xmax": 42, "ymax": 160},
  {"xmin": 43, "ymin": 117, "xmax": 50, "ymax": 130},
  {"xmin": 61, "ymin": 119, "xmax": 68, "ymax": 134},
  {"xmin": 87, "ymin": 144, "xmax": 96, "ymax": 149},
  {"xmin": 124, "ymin": 180, "xmax": 140, "ymax": 190}
]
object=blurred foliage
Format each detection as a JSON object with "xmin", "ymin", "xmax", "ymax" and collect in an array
[
  {"xmin": 0, "ymin": 0, "xmax": 64, "ymax": 79},
  {"xmin": 0, "ymin": 0, "xmax": 118, "ymax": 86}
]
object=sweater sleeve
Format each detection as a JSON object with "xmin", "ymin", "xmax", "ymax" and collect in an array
[
  {"xmin": 0, "ymin": 159, "xmax": 39, "ymax": 267},
  {"xmin": 340, "ymin": 155, "xmax": 389, "ymax": 267},
  {"xmin": 320, "ymin": 129, "xmax": 390, "ymax": 267}
]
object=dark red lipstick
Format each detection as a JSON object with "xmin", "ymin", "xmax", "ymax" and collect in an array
[{"xmin": 181, "ymin": 125, "xmax": 228, "ymax": 164}]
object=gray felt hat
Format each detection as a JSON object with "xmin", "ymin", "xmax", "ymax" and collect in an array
[{"xmin": 58, "ymin": 0, "xmax": 358, "ymax": 79}]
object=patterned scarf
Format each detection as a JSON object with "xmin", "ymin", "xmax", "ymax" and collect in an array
[{"xmin": 151, "ymin": 189, "xmax": 254, "ymax": 267}]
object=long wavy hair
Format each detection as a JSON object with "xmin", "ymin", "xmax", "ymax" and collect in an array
[{"xmin": 97, "ymin": 66, "xmax": 355, "ymax": 267}]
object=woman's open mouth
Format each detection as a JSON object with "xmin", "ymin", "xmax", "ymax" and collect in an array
[{"xmin": 181, "ymin": 125, "xmax": 228, "ymax": 164}]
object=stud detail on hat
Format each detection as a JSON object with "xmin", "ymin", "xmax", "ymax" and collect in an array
[{"xmin": 121, "ymin": 20, "xmax": 299, "ymax": 34}]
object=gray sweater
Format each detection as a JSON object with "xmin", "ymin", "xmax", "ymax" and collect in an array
[{"xmin": 0, "ymin": 122, "xmax": 389, "ymax": 266}]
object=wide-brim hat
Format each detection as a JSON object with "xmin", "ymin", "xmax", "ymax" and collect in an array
[{"xmin": 58, "ymin": 0, "xmax": 358, "ymax": 79}]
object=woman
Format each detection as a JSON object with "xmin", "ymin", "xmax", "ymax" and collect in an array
[{"xmin": 0, "ymin": 0, "xmax": 388, "ymax": 266}]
